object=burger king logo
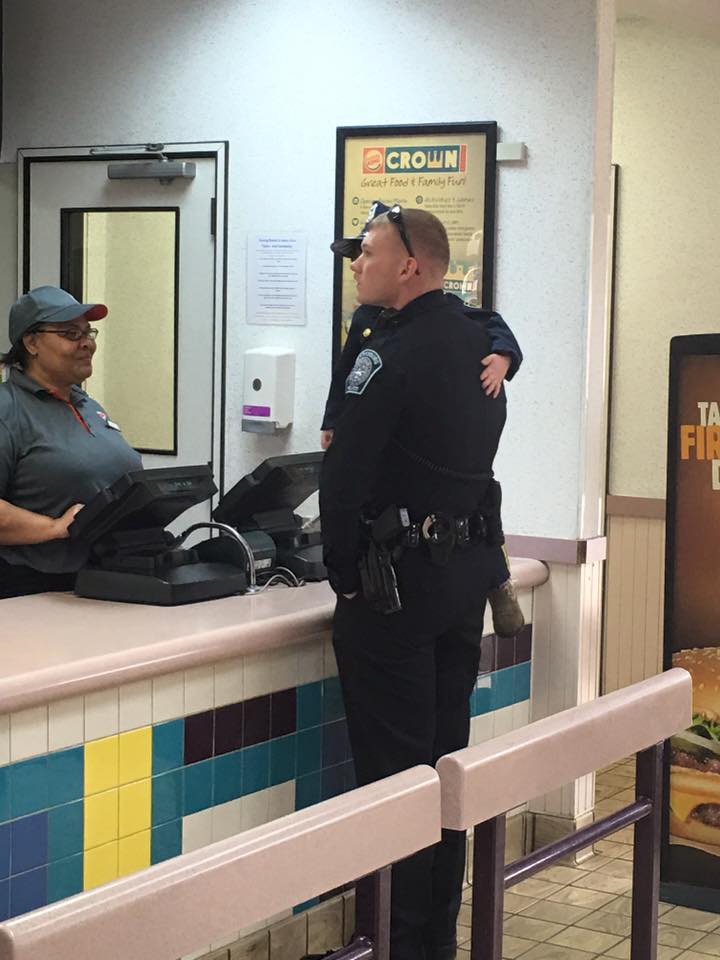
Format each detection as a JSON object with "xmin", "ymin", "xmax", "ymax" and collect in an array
[{"xmin": 363, "ymin": 148, "xmax": 385, "ymax": 174}]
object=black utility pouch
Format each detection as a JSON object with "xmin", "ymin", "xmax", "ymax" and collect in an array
[{"xmin": 359, "ymin": 541, "xmax": 402, "ymax": 615}]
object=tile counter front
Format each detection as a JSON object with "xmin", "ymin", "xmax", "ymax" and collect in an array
[{"xmin": 0, "ymin": 561, "xmax": 547, "ymax": 923}]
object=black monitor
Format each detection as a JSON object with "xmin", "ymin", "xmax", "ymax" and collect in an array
[
  {"xmin": 213, "ymin": 453, "xmax": 323, "ymax": 527},
  {"xmin": 70, "ymin": 465, "xmax": 216, "ymax": 545}
]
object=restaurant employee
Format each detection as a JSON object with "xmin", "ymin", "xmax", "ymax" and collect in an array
[{"xmin": 0, "ymin": 286, "xmax": 142, "ymax": 598}]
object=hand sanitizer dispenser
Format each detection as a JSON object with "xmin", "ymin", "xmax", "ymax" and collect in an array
[{"xmin": 242, "ymin": 347, "xmax": 296, "ymax": 433}]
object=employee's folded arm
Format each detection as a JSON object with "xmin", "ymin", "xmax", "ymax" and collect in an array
[{"xmin": 0, "ymin": 498, "xmax": 79, "ymax": 545}]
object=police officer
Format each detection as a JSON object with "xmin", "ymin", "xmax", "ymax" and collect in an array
[
  {"xmin": 0, "ymin": 286, "xmax": 142, "ymax": 598},
  {"xmin": 319, "ymin": 207, "xmax": 506, "ymax": 960}
]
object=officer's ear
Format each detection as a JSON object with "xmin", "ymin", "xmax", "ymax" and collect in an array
[{"xmin": 398, "ymin": 256, "xmax": 420, "ymax": 281}]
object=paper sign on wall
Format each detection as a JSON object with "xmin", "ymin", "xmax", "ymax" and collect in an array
[{"xmin": 247, "ymin": 234, "xmax": 307, "ymax": 326}]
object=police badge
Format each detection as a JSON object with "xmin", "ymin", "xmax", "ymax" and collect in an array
[{"xmin": 345, "ymin": 349, "xmax": 383, "ymax": 396}]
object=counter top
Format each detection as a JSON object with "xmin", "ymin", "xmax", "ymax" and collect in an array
[{"xmin": 0, "ymin": 558, "xmax": 547, "ymax": 715}]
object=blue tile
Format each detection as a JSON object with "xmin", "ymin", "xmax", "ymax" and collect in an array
[
  {"xmin": 0, "ymin": 823, "xmax": 10, "ymax": 879},
  {"xmin": 295, "ymin": 772, "xmax": 321, "ymax": 810},
  {"xmin": 213, "ymin": 751, "xmax": 243, "ymax": 806},
  {"xmin": 0, "ymin": 879, "xmax": 8, "ymax": 922},
  {"xmin": 321, "ymin": 765, "xmax": 345, "ymax": 801},
  {"xmin": 47, "ymin": 747, "xmax": 84, "ymax": 807},
  {"xmin": 322, "ymin": 677, "xmax": 345, "ymax": 723},
  {"xmin": 47, "ymin": 854, "xmax": 83, "ymax": 903},
  {"xmin": 151, "ymin": 820, "xmax": 182, "ymax": 865},
  {"xmin": 270, "ymin": 734, "xmax": 297, "ymax": 787},
  {"xmin": 10, "ymin": 865, "xmax": 47, "ymax": 917},
  {"xmin": 492, "ymin": 666, "xmax": 516, "ymax": 711},
  {"xmin": 10, "ymin": 756, "xmax": 48, "ymax": 819},
  {"xmin": 183, "ymin": 759, "xmax": 213, "ymax": 816},
  {"xmin": 297, "ymin": 682, "xmax": 322, "ymax": 730},
  {"xmin": 242, "ymin": 743, "xmax": 269, "ymax": 796},
  {"xmin": 514, "ymin": 662, "xmax": 531, "ymax": 703},
  {"xmin": 0, "ymin": 767, "xmax": 9, "ymax": 823},
  {"xmin": 152, "ymin": 769, "xmax": 184, "ymax": 826},
  {"xmin": 296, "ymin": 727, "xmax": 323, "ymax": 777},
  {"xmin": 322, "ymin": 720, "xmax": 349, "ymax": 767},
  {"xmin": 294, "ymin": 897, "xmax": 319, "ymax": 914},
  {"xmin": 11, "ymin": 812, "xmax": 48, "ymax": 875},
  {"xmin": 48, "ymin": 802, "xmax": 83, "ymax": 862},
  {"xmin": 473, "ymin": 677, "xmax": 493, "ymax": 716},
  {"xmin": 153, "ymin": 719, "xmax": 185, "ymax": 775}
]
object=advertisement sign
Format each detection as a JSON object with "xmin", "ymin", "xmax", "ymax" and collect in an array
[
  {"xmin": 332, "ymin": 123, "xmax": 497, "ymax": 358},
  {"xmin": 662, "ymin": 334, "xmax": 720, "ymax": 911}
]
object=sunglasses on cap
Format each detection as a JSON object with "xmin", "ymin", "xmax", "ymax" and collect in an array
[{"xmin": 388, "ymin": 204, "xmax": 416, "ymax": 259}]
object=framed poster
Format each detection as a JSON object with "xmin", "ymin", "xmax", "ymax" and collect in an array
[
  {"xmin": 662, "ymin": 334, "xmax": 720, "ymax": 912},
  {"xmin": 332, "ymin": 122, "xmax": 497, "ymax": 362}
]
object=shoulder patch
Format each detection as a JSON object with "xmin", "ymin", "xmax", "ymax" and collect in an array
[{"xmin": 345, "ymin": 349, "xmax": 383, "ymax": 396}]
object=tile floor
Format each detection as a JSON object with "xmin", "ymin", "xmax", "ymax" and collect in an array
[{"xmin": 456, "ymin": 758, "xmax": 720, "ymax": 960}]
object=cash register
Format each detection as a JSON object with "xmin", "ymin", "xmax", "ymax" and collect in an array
[
  {"xmin": 213, "ymin": 452, "xmax": 327, "ymax": 582},
  {"xmin": 69, "ymin": 465, "xmax": 248, "ymax": 605}
]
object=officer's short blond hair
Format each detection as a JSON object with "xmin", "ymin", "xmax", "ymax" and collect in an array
[{"xmin": 372, "ymin": 208, "xmax": 450, "ymax": 272}]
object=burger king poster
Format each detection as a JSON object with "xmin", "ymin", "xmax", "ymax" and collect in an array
[
  {"xmin": 663, "ymin": 334, "xmax": 720, "ymax": 910},
  {"xmin": 332, "ymin": 122, "xmax": 497, "ymax": 360}
]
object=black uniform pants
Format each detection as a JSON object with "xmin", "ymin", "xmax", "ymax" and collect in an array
[
  {"xmin": 0, "ymin": 557, "xmax": 76, "ymax": 599},
  {"xmin": 333, "ymin": 578, "xmax": 487, "ymax": 960}
]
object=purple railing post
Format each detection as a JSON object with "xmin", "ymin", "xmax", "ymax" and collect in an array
[
  {"xmin": 631, "ymin": 742, "xmax": 663, "ymax": 960},
  {"xmin": 471, "ymin": 813, "xmax": 506, "ymax": 960}
]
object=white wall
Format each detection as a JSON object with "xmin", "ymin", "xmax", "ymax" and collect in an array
[
  {"xmin": 0, "ymin": 164, "xmax": 17, "ymax": 352},
  {"xmin": 610, "ymin": 18, "xmax": 720, "ymax": 498},
  {"xmin": 2, "ymin": 0, "xmax": 602, "ymax": 539}
]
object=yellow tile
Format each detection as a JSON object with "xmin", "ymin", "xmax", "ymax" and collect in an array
[
  {"xmin": 85, "ymin": 735, "xmax": 119, "ymax": 795},
  {"xmin": 118, "ymin": 726, "xmax": 152, "ymax": 785},
  {"xmin": 119, "ymin": 779, "xmax": 151, "ymax": 838},
  {"xmin": 84, "ymin": 788, "xmax": 118, "ymax": 849},
  {"xmin": 84, "ymin": 840, "xmax": 118, "ymax": 890},
  {"xmin": 118, "ymin": 830, "xmax": 151, "ymax": 877}
]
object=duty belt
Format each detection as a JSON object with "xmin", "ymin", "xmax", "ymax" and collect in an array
[{"xmin": 367, "ymin": 505, "xmax": 489, "ymax": 567}]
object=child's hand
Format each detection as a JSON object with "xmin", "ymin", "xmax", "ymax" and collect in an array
[
  {"xmin": 480, "ymin": 354, "xmax": 511, "ymax": 398},
  {"xmin": 320, "ymin": 430, "xmax": 334, "ymax": 450}
]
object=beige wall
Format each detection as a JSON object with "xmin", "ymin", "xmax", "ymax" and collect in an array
[
  {"xmin": 0, "ymin": 164, "xmax": 18, "ymax": 353},
  {"xmin": 609, "ymin": 19, "xmax": 720, "ymax": 498}
]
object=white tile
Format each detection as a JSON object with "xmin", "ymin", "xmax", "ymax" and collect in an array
[
  {"xmin": 0, "ymin": 715, "xmax": 10, "ymax": 766},
  {"xmin": 152, "ymin": 671, "xmax": 185, "ymax": 722},
  {"xmin": 214, "ymin": 657, "xmax": 244, "ymax": 708},
  {"xmin": 48, "ymin": 696, "xmax": 84, "ymax": 751},
  {"xmin": 518, "ymin": 588, "xmax": 533, "ymax": 624},
  {"xmin": 119, "ymin": 679, "xmax": 152, "ymax": 732},
  {"xmin": 241, "ymin": 787, "xmax": 271, "ymax": 830},
  {"xmin": 244, "ymin": 652, "xmax": 275, "ymax": 700},
  {"xmin": 84, "ymin": 688, "xmax": 119, "ymax": 740},
  {"xmin": 512, "ymin": 699, "xmax": 530, "ymax": 729},
  {"xmin": 323, "ymin": 637, "xmax": 338, "ymax": 678},
  {"xmin": 211, "ymin": 799, "xmax": 242, "ymax": 842},
  {"xmin": 182, "ymin": 809, "xmax": 213, "ymax": 853},
  {"xmin": 210, "ymin": 932, "xmax": 239, "ymax": 952},
  {"xmin": 492, "ymin": 704, "xmax": 515, "ymax": 737},
  {"xmin": 470, "ymin": 712, "xmax": 495, "ymax": 745},
  {"xmin": 10, "ymin": 705, "xmax": 48, "ymax": 761},
  {"xmin": 185, "ymin": 664, "xmax": 214, "ymax": 715},
  {"xmin": 268, "ymin": 780, "xmax": 295, "ymax": 821},
  {"xmin": 181, "ymin": 947, "xmax": 210, "ymax": 960},
  {"xmin": 296, "ymin": 638, "xmax": 326, "ymax": 686},
  {"xmin": 269, "ymin": 646, "xmax": 297, "ymax": 693}
]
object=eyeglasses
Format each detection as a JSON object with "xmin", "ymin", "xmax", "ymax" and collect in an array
[
  {"xmin": 388, "ymin": 204, "xmax": 416, "ymax": 259},
  {"xmin": 35, "ymin": 327, "xmax": 99, "ymax": 342}
]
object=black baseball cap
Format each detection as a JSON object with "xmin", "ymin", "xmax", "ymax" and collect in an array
[{"xmin": 330, "ymin": 200, "xmax": 391, "ymax": 259}]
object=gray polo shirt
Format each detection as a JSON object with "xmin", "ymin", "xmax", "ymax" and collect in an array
[{"xmin": 0, "ymin": 368, "xmax": 142, "ymax": 572}]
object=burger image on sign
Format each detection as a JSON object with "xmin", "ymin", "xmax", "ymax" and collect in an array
[
  {"xmin": 670, "ymin": 648, "xmax": 720, "ymax": 849},
  {"xmin": 362, "ymin": 148, "xmax": 385, "ymax": 174}
]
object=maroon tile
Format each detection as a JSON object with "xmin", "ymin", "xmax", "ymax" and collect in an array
[
  {"xmin": 214, "ymin": 702, "xmax": 243, "ymax": 756},
  {"xmin": 242, "ymin": 695, "xmax": 270, "ymax": 747},
  {"xmin": 478, "ymin": 634, "xmax": 497, "ymax": 674},
  {"xmin": 495, "ymin": 636, "xmax": 516, "ymax": 670},
  {"xmin": 184, "ymin": 711, "xmax": 214, "ymax": 765},
  {"xmin": 271, "ymin": 688, "xmax": 297, "ymax": 738},
  {"xmin": 515, "ymin": 624, "xmax": 532, "ymax": 664}
]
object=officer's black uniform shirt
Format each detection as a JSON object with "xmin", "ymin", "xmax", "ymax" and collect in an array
[
  {"xmin": 321, "ymin": 294, "xmax": 522, "ymax": 431},
  {"xmin": 319, "ymin": 289, "xmax": 507, "ymax": 595}
]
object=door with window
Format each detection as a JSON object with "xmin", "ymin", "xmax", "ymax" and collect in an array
[{"xmin": 18, "ymin": 144, "xmax": 227, "ymax": 527}]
